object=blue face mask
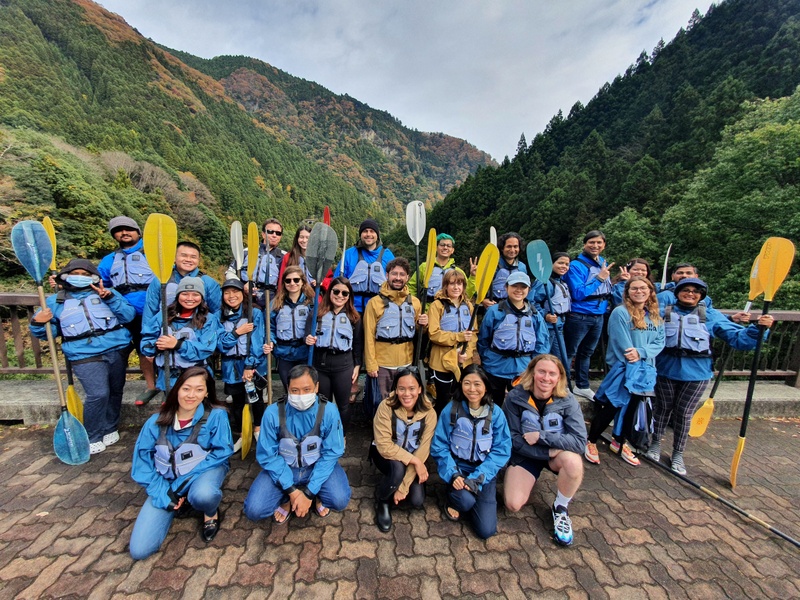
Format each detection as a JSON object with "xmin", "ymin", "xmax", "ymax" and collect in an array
[{"xmin": 65, "ymin": 275, "xmax": 96, "ymax": 288}]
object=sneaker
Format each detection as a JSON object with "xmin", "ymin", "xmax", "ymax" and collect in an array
[
  {"xmin": 619, "ymin": 443, "xmax": 640, "ymax": 466},
  {"xmin": 584, "ymin": 442, "xmax": 600, "ymax": 464},
  {"xmin": 552, "ymin": 505, "xmax": 574, "ymax": 546},
  {"xmin": 233, "ymin": 438, "xmax": 243, "ymax": 453},
  {"xmin": 225, "ymin": 395, "xmax": 233, "ymax": 404},
  {"xmin": 89, "ymin": 441, "xmax": 106, "ymax": 455},
  {"xmin": 671, "ymin": 452, "xmax": 687, "ymax": 475},
  {"xmin": 102, "ymin": 431, "xmax": 120, "ymax": 447},
  {"xmin": 574, "ymin": 387, "xmax": 595, "ymax": 401},
  {"xmin": 609, "ymin": 439, "xmax": 621, "ymax": 454},
  {"xmin": 645, "ymin": 441, "xmax": 661, "ymax": 462}
]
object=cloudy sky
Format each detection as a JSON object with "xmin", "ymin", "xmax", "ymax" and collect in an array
[{"xmin": 97, "ymin": 0, "xmax": 708, "ymax": 160}]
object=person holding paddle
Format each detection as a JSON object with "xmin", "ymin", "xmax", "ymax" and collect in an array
[
  {"xmin": 304, "ymin": 276, "xmax": 363, "ymax": 436},
  {"xmin": 408, "ymin": 233, "xmax": 474, "ymax": 302},
  {"xmin": 585, "ymin": 277, "xmax": 665, "ymax": 466},
  {"xmin": 482, "ymin": 232, "xmax": 527, "ymax": 307},
  {"xmin": 478, "ymin": 271, "xmax": 549, "ymax": 406},
  {"xmin": 98, "ymin": 216, "xmax": 160, "ymax": 406},
  {"xmin": 30, "ymin": 259, "xmax": 136, "ymax": 455},
  {"xmin": 334, "ymin": 219, "xmax": 395, "ymax": 314},
  {"xmin": 130, "ymin": 366, "xmax": 233, "ymax": 559},
  {"xmin": 217, "ymin": 279, "xmax": 267, "ymax": 451},
  {"xmin": 278, "ymin": 224, "xmax": 315, "ymax": 288},
  {"xmin": 427, "ymin": 269, "xmax": 476, "ymax": 413},
  {"xmin": 264, "ymin": 266, "xmax": 314, "ymax": 391},
  {"xmin": 140, "ymin": 277, "xmax": 219, "ymax": 392},
  {"xmin": 647, "ymin": 278, "xmax": 773, "ymax": 475},
  {"xmin": 529, "ymin": 252, "xmax": 572, "ymax": 370},
  {"xmin": 237, "ymin": 218, "xmax": 286, "ymax": 309}
]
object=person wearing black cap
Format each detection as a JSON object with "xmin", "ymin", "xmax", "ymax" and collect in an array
[
  {"xmin": 30, "ymin": 259, "xmax": 136, "ymax": 455},
  {"xmin": 333, "ymin": 218, "xmax": 395, "ymax": 314},
  {"xmin": 648, "ymin": 277, "xmax": 774, "ymax": 475},
  {"xmin": 98, "ymin": 216, "xmax": 160, "ymax": 406}
]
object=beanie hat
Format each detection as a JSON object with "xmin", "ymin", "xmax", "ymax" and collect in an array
[
  {"xmin": 359, "ymin": 219, "xmax": 380, "ymax": 236},
  {"xmin": 56, "ymin": 259, "xmax": 100, "ymax": 284},
  {"xmin": 108, "ymin": 216, "xmax": 141, "ymax": 234},
  {"xmin": 176, "ymin": 277, "xmax": 205, "ymax": 299}
]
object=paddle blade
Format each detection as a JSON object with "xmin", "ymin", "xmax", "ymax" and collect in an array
[
  {"xmin": 730, "ymin": 436, "xmax": 746, "ymax": 488},
  {"xmin": 306, "ymin": 223, "xmax": 338, "ymax": 284},
  {"xmin": 247, "ymin": 222, "xmax": 260, "ymax": 280},
  {"xmin": 42, "ymin": 217, "xmax": 57, "ymax": 271},
  {"xmin": 526, "ymin": 240, "xmax": 553, "ymax": 283},
  {"xmin": 490, "ymin": 227, "xmax": 497, "ymax": 247},
  {"xmin": 689, "ymin": 397, "xmax": 714, "ymax": 437},
  {"xmin": 660, "ymin": 243, "xmax": 672, "ymax": 289},
  {"xmin": 241, "ymin": 405, "xmax": 253, "ymax": 459},
  {"xmin": 757, "ymin": 237, "xmax": 795, "ymax": 302},
  {"xmin": 748, "ymin": 255, "xmax": 764, "ymax": 301},
  {"xmin": 323, "ymin": 206, "xmax": 331, "ymax": 226},
  {"xmin": 67, "ymin": 384, "xmax": 84, "ymax": 424},
  {"xmin": 11, "ymin": 221, "xmax": 52, "ymax": 284},
  {"xmin": 230, "ymin": 221, "xmax": 244, "ymax": 271},
  {"xmin": 474, "ymin": 243, "xmax": 500, "ymax": 303},
  {"xmin": 406, "ymin": 201, "xmax": 426, "ymax": 245},
  {"xmin": 423, "ymin": 229, "xmax": 438, "ymax": 287},
  {"xmin": 339, "ymin": 225, "xmax": 348, "ymax": 272},
  {"xmin": 54, "ymin": 409, "xmax": 90, "ymax": 465},
  {"xmin": 143, "ymin": 214, "xmax": 177, "ymax": 284}
]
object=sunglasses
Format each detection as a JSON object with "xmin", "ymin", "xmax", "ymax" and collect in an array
[
  {"xmin": 331, "ymin": 289, "xmax": 350, "ymax": 297},
  {"xmin": 265, "ymin": 229, "xmax": 283, "ymax": 236},
  {"xmin": 284, "ymin": 277, "xmax": 302, "ymax": 284}
]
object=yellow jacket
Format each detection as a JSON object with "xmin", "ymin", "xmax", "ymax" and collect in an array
[
  {"xmin": 426, "ymin": 290, "xmax": 476, "ymax": 379},
  {"xmin": 363, "ymin": 283, "xmax": 423, "ymax": 373}
]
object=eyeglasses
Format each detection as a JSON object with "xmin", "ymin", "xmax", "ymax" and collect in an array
[
  {"xmin": 679, "ymin": 288, "xmax": 701, "ymax": 295},
  {"xmin": 438, "ymin": 243, "xmax": 453, "ymax": 249},
  {"xmin": 284, "ymin": 277, "xmax": 302, "ymax": 284},
  {"xmin": 331, "ymin": 289, "xmax": 350, "ymax": 297},
  {"xmin": 265, "ymin": 229, "xmax": 283, "ymax": 236}
]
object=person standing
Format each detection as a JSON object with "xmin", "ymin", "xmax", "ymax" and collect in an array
[
  {"xmin": 278, "ymin": 224, "xmax": 315, "ymax": 288},
  {"xmin": 482, "ymin": 232, "xmax": 527, "ymax": 307},
  {"xmin": 408, "ymin": 233, "xmax": 474, "ymax": 302},
  {"xmin": 529, "ymin": 252, "xmax": 572, "ymax": 371},
  {"xmin": 238, "ymin": 218, "xmax": 286, "ymax": 309},
  {"xmin": 334, "ymin": 219, "xmax": 395, "ymax": 314}
]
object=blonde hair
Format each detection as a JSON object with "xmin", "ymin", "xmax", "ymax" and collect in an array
[
  {"xmin": 623, "ymin": 277, "xmax": 662, "ymax": 329},
  {"xmin": 517, "ymin": 354, "xmax": 569, "ymax": 398}
]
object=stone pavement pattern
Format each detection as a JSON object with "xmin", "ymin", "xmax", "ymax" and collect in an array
[{"xmin": 0, "ymin": 413, "xmax": 799, "ymax": 599}]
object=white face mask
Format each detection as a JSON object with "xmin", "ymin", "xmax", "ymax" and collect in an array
[{"xmin": 287, "ymin": 392, "xmax": 316, "ymax": 411}]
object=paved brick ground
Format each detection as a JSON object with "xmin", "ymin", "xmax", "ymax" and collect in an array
[{"xmin": 0, "ymin": 413, "xmax": 799, "ymax": 599}]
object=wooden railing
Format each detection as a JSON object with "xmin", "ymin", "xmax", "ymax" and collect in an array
[{"xmin": 3, "ymin": 293, "xmax": 800, "ymax": 386}]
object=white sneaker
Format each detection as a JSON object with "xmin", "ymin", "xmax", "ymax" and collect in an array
[
  {"xmin": 102, "ymin": 431, "xmax": 120, "ymax": 446},
  {"xmin": 574, "ymin": 387, "xmax": 595, "ymax": 401},
  {"xmin": 89, "ymin": 441, "xmax": 106, "ymax": 455},
  {"xmin": 233, "ymin": 438, "xmax": 243, "ymax": 452},
  {"xmin": 254, "ymin": 430, "xmax": 260, "ymax": 443},
  {"xmin": 225, "ymin": 395, "xmax": 233, "ymax": 404}
]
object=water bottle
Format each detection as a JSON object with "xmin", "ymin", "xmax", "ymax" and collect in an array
[{"xmin": 245, "ymin": 380, "xmax": 259, "ymax": 404}]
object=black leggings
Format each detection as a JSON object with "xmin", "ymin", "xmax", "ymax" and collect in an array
[
  {"xmin": 487, "ymin": 374, "xmax": 513, "ymax": 407},
  {"xmin": 368, "ymin": 445, "xmax": 425, "ymax": 507},
  {"xmin": 587, "ymin": 396, "xmax": 639, "ymax": 444},
  {"xmin": 227, "ymin": 383, "xmax": 266, "ymax": 437}
]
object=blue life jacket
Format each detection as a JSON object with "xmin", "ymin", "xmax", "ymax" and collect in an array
[
  {"xmin": 490, "ymin": 263, "xmax": 515, "ymax": 301},
  {"xmin": 663, "ymin": 304, "xmax": 711, "ymax": 357},
  {"xmin": 109, "ymin": 249, "xmax": 154, "ymax": 295},
  {"xmin": 449, "ymin": 401, "xmax": 493, "ymax": 463},
  {"xmin": 438, "ymin": 299, "xmax": 471, "ymax": 333},
  {"xmin": 575, "ymin": 255, "xmax": 613, "ymax": 302},
  {"xmin": 520, "ymin": 402, "xmax": 565, "ymax": 435},
  {"xmin": 277, "ymin": 398, "xmax": 327, "ymax": 468},
  {"xmin": 549, "ymin": 278, "xmax": 571, "ymax": 315},
  {"xmin": 250, "ymin": 247, "xmax": 282, "ymax": 289},
  {"xmin": 376, "ymin": 294, "xmax": 416, "ymax": 343},
  {"xmin": 221, "ymin": 315, "xmax": 249, "ymax": 357},
  {"xmin": 392, "ymin": 415, "xmax": 425, "ymax": 453},
  {"xmin": 350, "ymin": 248, "xmax": 386, "ymax": 295},
  {"xmin": 425, "ymin": 264, "xmax": 452, "ymax": 300},
  {"xmin": 153, "ymin": 413, "xmax": 209, "ymax": 480},
  {"xmin": 490, "ymin": 301, "xmax": 539, "ymax": 356},
  {"xmin": 57, "ymin": 292, "xmax": 123, "ymax": 343},
  {"xmin": 315, "ymin": 311, "xmax": 354, "ymax": 352},
  {"xmin": 275, "ymin": 303, "xmax": 311, "ymax": 343},
  {"xmin": 155, "ymin": 324, "xmax": 204, "ymax": 369}
]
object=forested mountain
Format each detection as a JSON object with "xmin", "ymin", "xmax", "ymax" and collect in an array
[
  {"xmin": 0, "ymin": 0, "xmax": 492, "ymax": 275},
  {"xmin": 429, "ymin": 0, "xmax": 800, "ymax": 308}
]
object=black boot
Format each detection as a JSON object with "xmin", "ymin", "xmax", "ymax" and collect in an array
[{"xmin": 375, "ymin": 501, "xmax": 392, "ymax": 532}]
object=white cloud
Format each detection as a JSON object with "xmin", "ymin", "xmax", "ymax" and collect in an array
[{"xmin": 97, "ymin": 0, "xmax": 706, "ymax": 159}]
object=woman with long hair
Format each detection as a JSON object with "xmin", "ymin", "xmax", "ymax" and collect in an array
[
  {"xmin": 611, "ymin": 258, "xmax": 656, "ymax": 306},
  {"xmin": 264, "ymin": 266, "xmax": 315, "ymax": 391},
  {"xmin": 129, "ymin": 367, "xmax": 233, "ymax": 559},
  {"xmin": 278, "ymin": 224, "xmax": 314, "ymax": 288},
  {"xmin": 305, "ymin": 276, "xmax": 363, "ymax": 435},
  {"xmin": 370, "ymin": 367, "xmax": 437, "ymax": 532},
  {"xmin": 585, "ymin": 277, "xmax": 665, "ymax": 466},
  {"xmin": 430, "ymin": 365, "xmax": 511, "ymax": 539},
  {"xmin": 140, "ymin": 277, "xmax": 219, "ymax": 392},
  {"xmin": 427, "ymin": 269, "xmax": 476, "ymax": 413},
  {"xmin": 503, "ymin": 355, "xmax": 587, "ymax": 546}
]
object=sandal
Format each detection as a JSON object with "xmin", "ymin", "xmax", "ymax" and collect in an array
[
  {"xmin": 315, "ymin": 499, "xmax": 330, "ymax": 518},
  {"xmin": 273, "ymin": 503, "xmax": 292, "ymax": 525},
  {"xmin": 442, "ymin": 502, "xmax": 460, "ymax": 522}
]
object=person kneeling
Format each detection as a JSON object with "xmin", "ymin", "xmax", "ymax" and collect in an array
[
  {"xmin": 244, "ymin": 365, "xmax": 351, "ymax": 524},
  {"xmin": 129, "ymin": 367, "xmax": 233, "ymax": 560},
  {"xmin": 370, "ymin": 367, "xmax": 437, "ymax": 532},
  {"xmin": 502, "ymin": 355, "xmax": 587, "ymax": 546}
]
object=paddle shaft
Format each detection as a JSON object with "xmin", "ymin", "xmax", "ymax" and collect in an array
[
  {"xmin": 545, "ymin": 290, "xmax": 572, "ymax": 390},
  {"xmin": 36, "ymin": 285, "xmax": 67, "ymax": 406},
  {"xmin": 161, "ymin": 284, "xmax": 171, "ymax": 396},
  {"xmin": 264, "ymin": 289, "xmax": 273, "ymax": 404},
  {"xmin": 738, "ymin": 301, "xmax": 770, "ymax": 437}
]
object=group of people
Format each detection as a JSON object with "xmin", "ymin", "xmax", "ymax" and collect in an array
[{"xmin": 28, "ymin": 214, "xmax": 774, "ymax": 559}]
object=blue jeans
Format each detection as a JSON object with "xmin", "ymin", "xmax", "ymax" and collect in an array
[
  {"xmin": 243, "ymin": 463, "xmax": 351, "ymax": 521},
  {"xmin": 447, "ymin": 477, "xmax": 498, "ymax": 539},
  {"xmin": 563, "ymin": 313, "xmax": 604, "ymax": 389},
  {"xmin": 129, "ymin": 465, "xmax": 226, "ymax": 560},
  {"xmin": 71, "ymin": 349, "xmax": 127, "ymax": 443},
  {"xmin": 548, "ymin": 323, "xmax": 570, "ymax": 374}
]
